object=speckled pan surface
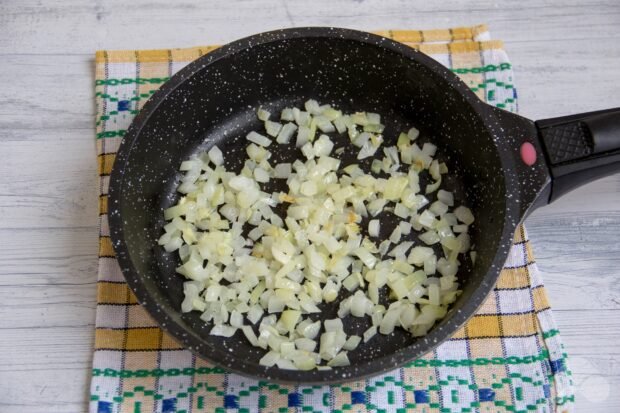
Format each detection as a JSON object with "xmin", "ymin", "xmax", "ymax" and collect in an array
[{"xmin": 108, "ymin": 27, "xmax": 548, "ymax": 384}]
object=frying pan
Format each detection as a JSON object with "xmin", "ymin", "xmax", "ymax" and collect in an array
[{"xmin": 108, "ymin": 27, "xmax": 620, "ymax": 383}]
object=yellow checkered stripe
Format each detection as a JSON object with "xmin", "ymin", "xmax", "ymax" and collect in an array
[
  {"xmin": 98, "ymin": 153, "xmax": 115, "ymax": 176},
  {"xmin": 95, "ymin": 25, "xmax": 500, "ymax": 64},
  {"xmin": 96, "ymin": 327, "xmax": 184, "ymax": 351}
]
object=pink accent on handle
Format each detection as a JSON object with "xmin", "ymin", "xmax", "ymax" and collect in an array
[{"xmin": 520, "ymin": 142, "xmax": 537, "ymax": 166}]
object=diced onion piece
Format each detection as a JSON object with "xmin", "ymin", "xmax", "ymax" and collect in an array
[
  {"xmin": 407, "ymin": 246, "xmax": 435, "ymax": 266},
  {"xmin": 388, "ymin": 241, "xmax": 413, "ymax": 258},
  {"xmin": 333, "ymin": 117, "xmax": 347, "ymax": 133},
  {"xmin": 265, "ymin": 121, "xmax": 283, "ymax": 137},
  {"xmin": 418, "ymin": 210, "xmax": 436, "ymax": 228},
  {"xmin": 296, "ymin": 125, "xmax": 311, "ymax": 147},
  {"xmin": 301, "ymin": 320, "xmax": 321, "ymax": 340},
  {"xmin": 257, "ymin": 107, "xmax": 271, "ymax": 121},
  {"xmin": 437, "ymin": 190, "xmax": 454, "ymax": 206},
  {"xmin": 350, "ymin": 290, "xmax": 372, "ymax": 317},
  {"xmin": 210, "ymin": 324, "xmax": 237, "ymax": 337},
  {"xmin": 281, "ymin": 108, "xmax": 294, "ymax": 121},
  {"xmin": 254, "ymin": 167, "xmax": 270, "ymax": 183},
  {"xmin": 424, "ymin": 255, "xmax": 437, "ymax": 275},
  {"xmin": 453, "ymin": 224, "xmax": 468, "ymax": 233},
  {"xmin": 384, "ymin": 176, "xmax": 408, "ymax": 201},
  {"xmin": 293, "ymin": 108, "xmax": 311, "ymax": 126},
  {"xmin": 367, "ymin": 199, "xmax": 387, "ymax": 217},
  {"xmin": 324, "ymin": 318, "xmax": 343, "ymax": 332},
  {"xmin": 208, "ymin": 146, "xmax": 224, "ymax": 166},
  {"xmin": 316, "ymin": 117, "xmax": 336, "ymax": 133},
  {"xmin": 247, "ymin": 131, "xmax": 272, "ymax": 147},
  {"xmin": 394, "ymin": 203, "xmax": 410, "ymax": 219},
  {"xmin": 363, "ymin": 326, "xmax": 377, "ymax": 342},
  {"xmin": 428, "ymin": 284, "xmax": 441, "ymax": 306},
  {"xmin": 280, "ymin": 310, "xmax": 301, "ymax": 335},
  {"xmin": 354, "ymin": 247, "xmax": 377, "ymax": 269},
  {"xmin": 419, "ymin": 230, "xmax": 440, "ymax": 245},
  {"xmin": 322, "ymin": 279, "xmax": 340, "ymax": 302},
  {"xmin": 314, "ymin": 134, "xmax": 334, "ymax": 157},
  {"xmin": 368, "ymin": 219, "xmax": 380, "ymax": 237},
  {"xmin": 429, "ymin": 201, "xmax": 449, "ymax": 216},
  {"xmin": 305, "ymin": 99, "xmax": 322, "ymax": 115},
  {"xmin": 259, "ymin": 350, "xmax": 280, "ymax": 367},
  {"xmin": 276, "ymin": 123, "xmax": 298, "ymax": 144},
  {"xmin": 327, "ymin": 351, "xmax": 350, "ymax": 367},
  {"xmin": 399, "ymin": 221, "xmax": 412, "ymax": 235},
  {"xmin": 357, "ymin": 142, "xmax": 378, "ymax": 159},
  {"xmin": 342, "ymin": 274, "xmax": 360, "ymax": 292},
  {"xmin": 301, "ymin": 142, "xmax": 315, "ymax": 159},
  {"xmin": 454, "ymin": 206, "xmax": 475, "ymax": 225},
  {"xmin": 437, "ymin": 258, "xmax": 458, "ymax": 277},
  {"xmin": 300, "ymin": 181, "xmax": 317, "ymax": 196},
  {"xmin": 274, "ymin": 163, "xmax": 292, "ymax": 179},
  {"xmin": 343, "ymin": 335, "xmax": 361, "ymax": 351},
  {"xmin": 350, "ymin": 112, "xmax": 368, "ymax": 125},
  {"xmin": 422, "ymin": 142, "xmax": 437, "ymax": 157},
  {"xmin": 407, "ymin": 127, "xmax": 420, "ymax": 141},
  {"xmin": 247, "ymin": 305, "xmax": 264, "ymax": 324},
  {"xmin": 425, "ymin": 179, "xmax": 441, "ymax": 194},
  {"xmin": 389, "ymin": 226, "xmax": 402, "ymax": 243},
  {"xmin": 379, "ymin": 308, "xmax": 400, "ymax": 334}
]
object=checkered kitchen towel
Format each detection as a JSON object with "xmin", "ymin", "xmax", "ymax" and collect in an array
[{"xmin": 91, "ymin": 25, "xmax": 575, "ymax": 412}]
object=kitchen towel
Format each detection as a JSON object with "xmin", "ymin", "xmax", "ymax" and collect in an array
[{"xmin": 91, "ymin": 25, "xmax": 575, "ymax": 413}]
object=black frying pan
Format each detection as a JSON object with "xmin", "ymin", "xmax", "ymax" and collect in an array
[{"xmin": 108, "ymin": 27, "xmax": 620, "ymax": 384}]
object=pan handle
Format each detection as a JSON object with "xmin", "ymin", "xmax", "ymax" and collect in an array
[{"xmin": 536, "ymin": 108, "xmax": 620, "ymax": 202}]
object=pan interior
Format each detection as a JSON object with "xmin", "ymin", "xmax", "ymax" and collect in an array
[{"xmin": 115, "ymin": 35, "xmax": 508, "ymax": 378}]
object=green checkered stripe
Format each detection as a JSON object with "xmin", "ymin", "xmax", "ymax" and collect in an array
[{"xmin": 90, "ymin": 350, "xmax": 572, "ymax": 412}]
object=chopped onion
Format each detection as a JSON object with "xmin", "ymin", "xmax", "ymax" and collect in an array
[
  {"xmin": 454, "ymin": 206, "xmax": 475, "ymax": 225},
  {"xmin": 429, "ymin": 200, "xmax": 449, "ymax": 216},
  {"xmin": 274, "ymin": 163, "xmax": 292, "ymax": 179},
  {"xmin": 314, "ymin": 134, "xmax": 334, "ymax": 157},
  {"xmin": 276, "ymin": 123, "xmax": 297, "ymax": 144},
  {"xmin": 419, "ymin": 230, "xmax": 440, "ymax": 245},
  {"xmin": 437, "ymin": 189, "xmax": 454, "ymax": 206},
  {"xmin": 265, "ymin": 121, "xmax": 283, "ymax": 137},
  {"xmin": 304, "ymin": 99, "xmax": 322, "ymax": 115},
  {"xmin": 368, "ymin": 219, "xmax": 380, "ymax": 237},
  {"xmin": 296, "ymin": 126, "xmax": 311, "ymax": 147},
  {"xmin": 342, "ymin": 335, "xmax": 361, "ymax": 351},
  {"xmin": 247, "ymin": 131, "xmax": 272, "ymax": 147},
  {"xmin": 281, "ymin": 108, "xmax": 294, "ymax": 121},
  {"xmin": 399, "ymin": 221, "xmax": 412, "ymax": 235},
  {"xmin": 327, "ymin": 351, "xmax": 350, "ymax": 367},
  {"xmin": 162, "ymin": 99, "xmax": 473, "ymax": 372},
  {"xmin": 253, "ymin": 167, "xmax": 270, "ymax": 183},
  {"xmin": 259, "ymin": 350, "xmax": 280, "ymax": 367},
  {"xmin": 210, "ymin": 324, "xmax": 237, "ymax": 337},
  {"xmin": 257, "ymin": 107, "xmax": 271, "ymax": 121},
  {"xmin": 208, "ymin": 146, "xmax": 224, "ymax": 166},
  {"xmin": 407, "ymin": 127, "xmax": 420, "ymax": 141},
  {"xmin": 384, "ymin": 176, "xmax": 408, "ymax": 201},
  {"xmin": 363, "ymin": 326, "xmax": 377, "ymax": 342}
]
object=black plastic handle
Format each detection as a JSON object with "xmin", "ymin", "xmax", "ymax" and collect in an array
[{"xmin": 536, "ymin": 108, "xmax": 620, "ymax": 202}]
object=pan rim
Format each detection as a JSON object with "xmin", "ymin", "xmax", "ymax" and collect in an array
[{"xmin": 108, "ymin": 26, "xmax": 521, "ymax": 384}]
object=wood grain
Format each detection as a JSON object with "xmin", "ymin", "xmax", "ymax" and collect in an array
[{"xmin": 0, "ymin": 0, "xmax": 619, "ymax": 411}]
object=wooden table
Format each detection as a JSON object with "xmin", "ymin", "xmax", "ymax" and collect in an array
[{"xmin": 1, "ymin": 1, "xmax": 618, "ymax": 411}]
